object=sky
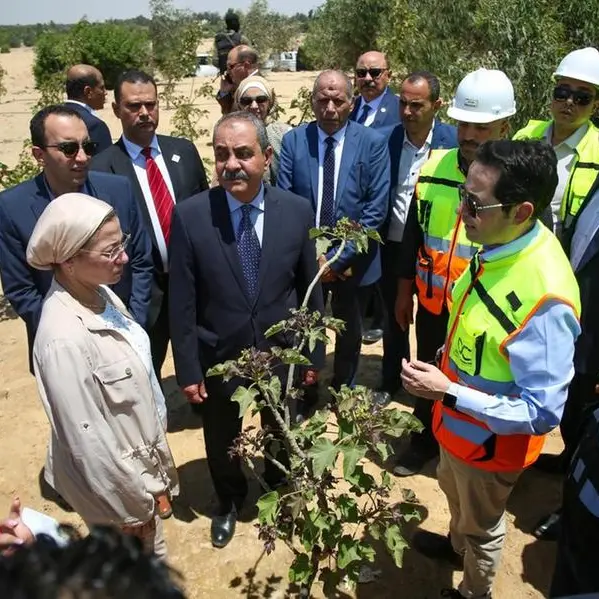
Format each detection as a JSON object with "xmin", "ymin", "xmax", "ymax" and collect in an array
[{"xmin": 0, "ymin": 0, "xmax": 323, "ymax": 26}]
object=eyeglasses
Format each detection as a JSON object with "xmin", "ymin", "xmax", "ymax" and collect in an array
[
  {"xmin": 227, "ymin": 61, "xmax": 240, "ymax": 70},
  {"xmin": 553, "ymin": 85, "xmax": 595, "ymax": 106},
  {"xmin": 458, "ymin": 184, "xmax": 518, "ymax": 218},
  {"xmin": 79, "ymin": 233, "xmax": 131, "ymax": 262},
  {"xmin": 355, "ymin": 68, "xmax": 387, "ymax": 79},
  {"xmin": 44, "ymin": 141, "xmax": 99, "ymax": 157},
  {"xmin": 239, "ymin": 95, "xmax": 270, "ymax": 107}
]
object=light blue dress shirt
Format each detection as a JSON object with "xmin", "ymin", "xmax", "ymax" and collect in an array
[
  {"xmin": 449, "ymin": 222, "xmax": 581, "ymax": 436},
  {"xmin": 226, "ymin": 186, "xmax": 265, "ymax": 246}
]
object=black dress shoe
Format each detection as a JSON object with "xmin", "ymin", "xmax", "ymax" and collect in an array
[
  {"xmin": 440, "ymin": 589, "xmax": 491, "ymax": 598},
  {"xmin": 533, "ymin": 452, "xmax": 566, "ymax": 474},
  {"xmin": 412, "ymin": 530, "xmax": 463, "ymax": 570},
  {"xmin": 393, "ymin": 446, "xmax": 438, "ymax": 477},
  {"xmin": 362, "ymin": 328, "xmax": 384, "ymax": 345},
  {"xmin": 533, "ymin": 510, "xmax": 561, "ymax": 540},
  {"xmin": 211, "ymin": 507, "xmax": 237, "ymax": 548}
]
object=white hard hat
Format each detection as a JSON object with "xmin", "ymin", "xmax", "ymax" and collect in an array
[
  {"xmin": 447, "ymin": 68, "xmax": 517, "ymax": 124},
  {"xmin": 553, "ymin": 47, "xmax": 599, "ymax": 87}
]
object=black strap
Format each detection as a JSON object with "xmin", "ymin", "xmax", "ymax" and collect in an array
[
  {"xmin": 469, "ymin": 260, "xmax": 517, "ymax": 335},
  {"xmin": 506, "ymin": 291, "xmax": 522, "ymax": 311},
  {"xmin": 576, "ymin": 162, "xmax": 599, "ymax": 170},
  {"xmin": 418, "ymin": 175, "xmax": 461, "ymax": 188}
]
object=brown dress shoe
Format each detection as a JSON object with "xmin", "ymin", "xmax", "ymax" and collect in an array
[{"xmin": 155, "ymin": 494, "xmax": 173, "ymax": 519}]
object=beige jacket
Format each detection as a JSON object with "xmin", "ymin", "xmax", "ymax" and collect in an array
[{"xmin": 33, "ymin": 280, "xmax": 179, "ymax": 526}]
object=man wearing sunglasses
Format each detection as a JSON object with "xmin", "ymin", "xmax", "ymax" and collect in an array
[
  {"xmin": 514, "ymin": 47, "xmax": 599, "ymax": 238},
  {"xmin": 402, "ymin": 139, "xmax": 581, "ymax": 599},
  {"xmin": 0, "ymin": 104, "xmax": 153, "ymax": 369},
  {"xmin": 216, "ymin": 45, "xmax": 260, "ymax": 116},
  {"xmin": 393, "ymin": 69, "xmax": 516, "ymax": 477}
]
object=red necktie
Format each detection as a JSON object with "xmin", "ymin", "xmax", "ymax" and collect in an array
[{"xmin": 142, "ymin": 147, "xmax": 174, "ymax": 244}]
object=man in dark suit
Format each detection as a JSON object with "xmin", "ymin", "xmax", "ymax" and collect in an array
[
  {"xmin": 91, "ymin": 69, "xmax": 209, "ymax": 381},
  {"xmin": 169, "ymin": 111, "xmax": 323, "ymax": 548},
  {"xmin": 378, "ymin": 72, "xmax": 458, "ymax": 412},
  {"xmin": 64, "ymin": 64, "xmax": 112, "ymax": 152},
  {"xmin": 0, "ymin": 104, "xmax": 153, "ymax": 363},
  {"xmin": 278, "ymin": 69, "xmax": 390, "ymax": 391}
]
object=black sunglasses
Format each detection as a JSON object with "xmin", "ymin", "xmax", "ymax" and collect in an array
[
  {"xmin": 44, "ymin": 140, "xmax": 99, "ymax": 157},
  {"xmin": 355, "ymin": 68, "xmax": 386, "ymax": 79},
  {"xmin": 239, "ymin": 95, "xmax": 270, "ymax": 107},
  {"xmin": 553, "ymin": 85, "xmax": 595, "ymax": 106},
  {"xmin": 458, "ymin": 184, "xmax": 518, "ymax": 218}
]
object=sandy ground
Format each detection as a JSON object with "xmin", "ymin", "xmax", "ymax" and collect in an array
[{"xmin": 0, "ymin": 47, "xmax": 564, "ymax": 598}]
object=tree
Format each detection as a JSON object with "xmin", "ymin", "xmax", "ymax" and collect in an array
[{"xmin": 0, "ymin": 62, "xmax": 6, "ymax": 100}]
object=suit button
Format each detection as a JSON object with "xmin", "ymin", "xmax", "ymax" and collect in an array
[{"xmin": 125, "ymin": 367, "xmax": 132, "ymax": 376}]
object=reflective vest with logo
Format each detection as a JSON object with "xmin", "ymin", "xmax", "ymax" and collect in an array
[
  {"xmin": 415, "ymin": 149, "xmax": 479, "ymax": 315},
  {"xmin": 513, "ymin": 119, "xmax": 599, "ymax": 226},
  {"xmin": 434, "ymin": 224, "xmax": 581, "ymax": 472}
]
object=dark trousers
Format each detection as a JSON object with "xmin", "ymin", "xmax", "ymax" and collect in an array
[
  {"xmin": 149, "ymin": 275, "xmax": 170, "ymax": 380},
  {"xmin": 358, "ymin": 284, "xmax": 384, "ymax": 332},
  {"xmin": 380, "ymin": 240, "xmax": 410, "ymax": 392},
  {"xmin": 411, "ymin": 304, "xmax": 449, "ymax": 451},
  {"xmin": 560, "ymin": 372, "xmax": 597, "ymax": 461},
  {"xmin": 203, "ymin": 375, "xmax": 289, "ymax": 510},
  {"xmin": 323, "ymin": 280, "xmax": 363, "ymax": 389}
]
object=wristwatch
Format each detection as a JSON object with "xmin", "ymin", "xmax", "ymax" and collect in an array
[{"xmin": 442, "ymin": 390, "xmax": 457, "ymax": 409}]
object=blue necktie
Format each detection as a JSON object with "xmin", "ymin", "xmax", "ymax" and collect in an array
[
  {"xmin": 237, "ymin": 204, "xmax": 261, "ymax": 298},
  {"xmin": 320, "ymin": 137, "xmax": 336, "ymax": 228},
  {"xmin": 357, "ymin": 104, "xmax": 371, "ymax": 125}
]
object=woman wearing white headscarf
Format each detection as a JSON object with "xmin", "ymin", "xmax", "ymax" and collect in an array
[
  {"xmin": 233, "ymin": 74, "xmax": 292, "ymax": 185},
  {"xmin": 27, "ymin": 193, "xmax": 178, "ymax": 558}
]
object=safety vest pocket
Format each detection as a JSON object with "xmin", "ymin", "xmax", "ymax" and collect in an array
[{"xmin": 449, "ymin": 315, "xmax": 486, "ymax": 378}]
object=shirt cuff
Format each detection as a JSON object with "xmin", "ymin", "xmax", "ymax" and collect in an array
[
  {"xmin": 21, "ymin": 507, "xmax": 68, "ymax": 547},
  {"xmin": 451, "ymin": 382, "xmax": 488, "ymax": 416}
]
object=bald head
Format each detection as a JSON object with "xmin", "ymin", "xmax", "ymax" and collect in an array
[
  {"xmin": 355, "ymin": 51, "xmax": 391, "ymax": 102},
  {"xmin": 312, "ymin": 70, "xmax": 354, "ymax": 135},
  {"xmin": 66, "ymin": 64, "xmax": 106, "ymax": 110},
  {"xmin": 227, "ymin": 45, "xmax": 259, "ymax": 85}
]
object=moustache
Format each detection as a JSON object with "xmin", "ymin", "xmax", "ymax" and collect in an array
[
  {"xmin": 459, "ymin": 140, "xmax": 478, "ymax": 150},
  {"xmin": 361, "ymin": 81, "xmax": 376, "ymax": 88},
  {"xmin": 223, "ymin": 169, "xmax": 250, "ymax": 181},
  {"xmin": 136, "ymin": 119, "xmax": 156, "ymax": 127}
]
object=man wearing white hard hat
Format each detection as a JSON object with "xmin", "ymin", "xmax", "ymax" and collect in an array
[
  {"xmin": 514, "ymin": 47, "xmax": 599, "ymax": 237},
  {"xmin": 393, "ymin": 69, "xmax": 516, "ymax": 477}
]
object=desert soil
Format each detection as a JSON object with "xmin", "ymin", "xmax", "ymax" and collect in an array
[{"xmin": 0, "ymin": 47, "xmax": 563, "ymax": 598}]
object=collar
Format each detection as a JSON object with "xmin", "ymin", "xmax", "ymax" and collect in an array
[
  {"xmin": 65, "ymin": 99, "xmax": 93, "ymax": 114},
  {"xmin": 359, "ymin": 87, "xmax": 387, "ymax": 113},
  {"xmin": 317, "ymin": 123, "xmax": 348, "ymax": 145},
  {"xmin": 122, "ymin": 134, "xmax": 160, "ymax": 161},
  {"xmin": 226, "ymin": 184, "xmax": 265, "ymax": 213},
  {"xmin": 404, "ymin": 120, "xmax": 435, "ymax": 150},
  {"xmin": 479, "ymin": 220, "xmax": 541, "ymax": 263},
  {"xmin": 42, "ymin": 174, "xmax": 89, "ymax": 200},
  {"xmin": 547, "ymin": 121, "xmax": 589, "ymax": 150}
]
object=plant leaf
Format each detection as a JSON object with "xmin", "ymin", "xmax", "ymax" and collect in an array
[
  {"xmin": 316, "ymin": 236, "xmax": 332, "ymax": 257},
  {"xmin": 230, "ymin": 385, "xmax": 259, "ymax": 418},
  {"xmin": 308, "ymin": 438, "xmax": 340, "ymax": 477},
  {"xmin": 257, "ymin": 491, "xmax": 279, "ymax": 525},
  {"xmin": 384, "ymin": 524, "xmax": 409, "ymax": 568},
  {"xmin": 289, "ymin": 553, "xmax": 312, "ymax": 584},
  {"xmin": 341, "ymin": 444, "xmax": 366, "ymax": 479},
  {"xmin": 278, "ymin": 348, "xmax": 311, "ymax": 366},
  {"xmin": 337, "ymin": 535, "xmax": 361, "ymax": 569},
  {"xmin": 336, "ymin": 494, "xmax": 359, "ymax": 522},
  {"xmin": 264, "ymin": 321, "xmax": 286, "ymax": 338},
  {"xmin": 309, "ymin": 227, "xmax": 325, "ymax": 239}
]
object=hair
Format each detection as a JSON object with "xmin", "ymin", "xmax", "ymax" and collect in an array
[
  {"xmin": 474, "ymin": 139, "xmax": 558, "ymax": 218},
  {"xmin": 29, "ymin": 104, "xmax": 84, "ymax": 147},
  {"xmin": 213, "ymin": 111, "xmax": 270, "ymax": 152},
  {"xmin": 236, "ymin": 46, "xmax": 259, "ymax": 66},
  {"xmin": 0, "ymin": 527, "xmax": 186, "ymax": 599},
  {"xmin": 225, "ymin": 12, "xmax": 240, "ymax": 31},
  {"xmin": 114, "ymin": 69, "xmax": 157, "ymax": 104},
  {"xmin": 66, "ymin": 70, "xmax": 100, "ymax": 100},
  {"xmin": 312, "ymin": 70, "xmax": 353, "ymax": 100},
  {"xmin": 404, "ymin": 70, "xmax": 441, "ymax": 102}
]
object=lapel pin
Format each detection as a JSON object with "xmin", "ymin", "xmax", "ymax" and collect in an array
[
  {"xmin": 381, "ymin": 107, "xmax": 387, "ymax": 113},
  {"xmin": 171, "ymin": 154, "xmax": 180, "ymax": 163}
]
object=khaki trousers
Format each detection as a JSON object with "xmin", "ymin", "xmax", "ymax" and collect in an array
[{"xmin": 437, "ymin": 447, "xmax": 522, "ymax": 598}]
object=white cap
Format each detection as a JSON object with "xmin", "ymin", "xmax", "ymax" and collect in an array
[
  {"xmin": 447, "ymin": 68, "xmax": 517, "ymax": 124},
  {"xmin": 553, "ymin": 47, "xmax": 599, "ymax": 87}
]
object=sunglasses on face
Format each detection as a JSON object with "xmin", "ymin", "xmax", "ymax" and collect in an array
[
  {"xmin": 79, "ymin": 233, "xmax": 131, "ymax": 262},
  {"xmin": 239, "ymin": 95, "xmax": 269, "ymax": 107},
  {"xmin": 355, "ymin": 68, "xmax": 386, "ymax": 79},
  {"xmin": 44, "ymin": 140, "xmax": 99, "ymax": 157},
  {"xmin": 553, "ymin": 85, "xmax": 595, "ymax": 106},
  {"xmin": 458, "ymin": 184, "xmax": 518, "ymax": 218}
]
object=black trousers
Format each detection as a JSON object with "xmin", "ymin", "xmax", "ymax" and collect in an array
[
  {"xmin": 410, "ymin": 304, "xmax": 449, "ymax": 452},
  {"xmin": 203, "ymin": 374, "xmax": 289, "ymax": 510},
  {"xmin": 380, "ymin": 240, "xmax": 410, "ymax": 392},
  {"xmin": 149, "ymin": 275, "xmax": 170, "ymax": 381}
]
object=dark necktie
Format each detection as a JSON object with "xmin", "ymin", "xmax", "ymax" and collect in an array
[
  {"xmin": 142, "ymin": 147, "xmax": 174, "ymax": 244},
  {"xmin": 357, "ymin": 104, "xmax": 371, "ymax": 125},
  {"xmin": 320, "ymin": 137, "xmax": 336, "ymax": 227},
  {"xmin": 237, "ymin": 204, "xmax": 261, "ymax": 298}
]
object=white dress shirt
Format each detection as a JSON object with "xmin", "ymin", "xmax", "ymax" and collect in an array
[
  {"xmin": 571, "ymin": 187, "xmax": 599, "ymax": 271},
  {"xmin": 388, "ymin": 125, "xmax": 434, "ymax": 242},
  {"xmin": 356, "ymin": 89, "xmax": 387, "ymax": 127},
  {"xmin": 65, "ymin": 98, "xmax": 95, "ymax": 115},
  {"xmin": 545, "ymin": 122, "xmax": 588, "ymax": 234},
  {"xmin": 316, "ymin": 124, "xmax": 347, "ymax": 227},
  {"xmin": 226, "ymin": 186, "xmax": 265, "ymax": 246},
  {"xmin": 122, "ymin": 135, "xmax": 177, "ymax": 271}
]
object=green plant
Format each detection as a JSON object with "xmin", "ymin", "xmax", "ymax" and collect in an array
[
  {"xmin": 207, "ymin": 218, "xmax": 422, "ymax": 594},
  {"xmin": 32, "ymin": 72, "xmax": 64, "ymax": 113},
  {"xmin": 168, "ymin": 80, "xmax": 214, "ymax": 142},
  {"xmin": 287, "ymin": 86, "xmax": 314, "ymax": 126},
  {"xmin": 0, "ymin": 62, "xmax": 6, "ymax": 100},
  {"xmin": 0, "ymin": 141, "xmax": 40, "ymax": 190}
]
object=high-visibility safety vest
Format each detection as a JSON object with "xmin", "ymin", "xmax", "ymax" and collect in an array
[
  {"xmin": 513, "ymin": 120, "xmax": 599, "ymax": 225},
  {"xmin": 434, "ymin": 224, "xmax": 581, "ymax": 472},
  {"xmin": 414, "ymin": 149, "xmax": 479, "ymax": 315}
]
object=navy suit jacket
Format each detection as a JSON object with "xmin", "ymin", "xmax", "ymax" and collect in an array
[
  {"xmin": 349, "ymin": 88, "xmax": 401, "ymax": 130},
  {"xmin": 277, "ymin": 120, "xmax": 390, "ymax": 286},
  {"xmin": 169, "ymin": 185, "xmax": 324, "ymax": 387},
  {"xmin": 0, "ymin": 172, "xmax": 153, "ymax": 358},
  {"xmin": 64, "ymin": 101, "xmax": 113, "ymax": 153}
]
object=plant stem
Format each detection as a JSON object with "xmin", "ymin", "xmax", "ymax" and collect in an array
[
  {"xmin": 242, "ymin": 456, "xmax": 270, "ymax": 492},
  {"xmin": 264, "ymin": 388, "xmax": 307, "ymax": 460},
  {"xmin": 263, "ymin": 452, "xmax": 291, "ymax": 478}
]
